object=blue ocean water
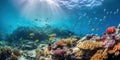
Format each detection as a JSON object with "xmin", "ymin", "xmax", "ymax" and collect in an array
[{"xmin": 0, "ymin": 0, "xmax": 120, "ymax": 38}]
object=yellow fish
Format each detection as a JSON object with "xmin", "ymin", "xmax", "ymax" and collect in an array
[
  {"xmin": 29, "ymin": 33, "xmax": 34, "ymax": 38},
  {"xmin": 49, "ymin": 37, "xmax": 54, "ymax": 41},
  {"xmin": 34, "ymin": 39, "xmax": 39, "ymax": 43},
  {"xmin": 49, "ymin": 34, "xmax": 56, "ymax": 37}
]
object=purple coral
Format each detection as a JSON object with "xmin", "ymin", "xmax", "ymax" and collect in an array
[{"xmin": 53, "ymin": 49, "xmax": 66, "ymax": 56}]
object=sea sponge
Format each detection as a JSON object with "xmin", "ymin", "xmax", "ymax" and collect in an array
[
  {"xmin": 77, "ymin": 40, "xmax": 103, "ymax": 50},
  {"xmin": 90, "ymin": 50, "xmax": 108, "ymax": 60}
]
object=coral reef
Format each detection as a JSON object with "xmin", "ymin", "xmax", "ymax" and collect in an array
[
  {"xmin": 90, "ymin": 50, "xmax": 108, "ymax": 60},
  {"xmin": 1, "ymin": 24, "xmax": 120, "ymax": 60},
  {"xmin": 0, "ymin": 46, "xmax": 12, "ymax": 60},
  {"xmin": 77, "ymin": 40, "xmax": 103, "ymax": 50}
]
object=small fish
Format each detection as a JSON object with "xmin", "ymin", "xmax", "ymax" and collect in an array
[
  {"xmin": 49, "ymin": 37, "xmax": 54, "ymax": 41},
  {"xmin": 117, "ymin": 9, "xmax": 119, "ymax": 12},
  {"xmin": 49, "ymin": 34, "xmax": 56, "ymax": 37},
  {"xmin": 114, "ymin": 12, "xmax": 117, "ymax": 15},
  {"xmin": 103, "ymin": 16, "xmax": 106, "ymax": 19},
  {"xmin": 91, "ymin": 28, "xmax": 99, "ymax": 31},
  {"xmin": 91, "ymin": 28, "xmax": 95, "ymax": 31},
  {"xmin": 106, "ymin": 11, "xmax": 109, "ymax": 14},
  {"xmin": 95, "ymin": 17, "xmax": 98, "ymax": 20},
  {"xmin": 104, "ymin": 9, "xmax": 106, "ymax": 12},
  {"xmin": 34, "ymin": 39, "xmax": 39, "ymax": 43},
  {"xmin": 110, "ymin": 11, "xmax": 112, "ymax": 14},
  {"xmin": 29, "ymin": 33, "xmax": 34, "ymax": 38}
]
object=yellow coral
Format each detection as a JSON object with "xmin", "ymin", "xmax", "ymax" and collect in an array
[
  {"xmin": 77, "ymin": 40, "xmax": 103, "ymax": 50},
  {"xmin": 44, "ymin": 48, "xmax": 51, "ymax": 56},
  {"xmin": 75, "ymin": 50, "xmax": 83, "ymax": 57},
  {"xmin": 35, "ymin": 49, "xmax": 41, "ymax": 59}
]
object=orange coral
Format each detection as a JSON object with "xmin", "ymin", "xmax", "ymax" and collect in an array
[
  {"xmin": 75, "ymin": 50, "xmax": 83, "ymax": 57},
  {"xmin": 55, "ymin": 40, "xmax": 67, "ymax": 47},
  {"xmin": 108, "ymin": 42, "xmax": 120, "ymax": 54},
  {"xmin": 90, "ymin": 50, "xmax": 107, "ymax": 60}
]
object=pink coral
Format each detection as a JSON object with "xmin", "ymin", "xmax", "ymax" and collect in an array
[{"xmin": 53, "ymin": 49, "xmax": 66, "ymax": 56}]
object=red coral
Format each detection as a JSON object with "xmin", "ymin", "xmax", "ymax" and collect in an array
[{"xmin": 106, "ymin": 26, "xmax": 116, "ymax": 34}]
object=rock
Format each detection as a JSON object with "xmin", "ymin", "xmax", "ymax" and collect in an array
[{"xmin": 21, "ymin": 41, "xmax": 37, "ymax": 50}]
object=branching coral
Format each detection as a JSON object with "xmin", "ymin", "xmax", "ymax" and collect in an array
[
  {"xmin": 108, "ymin": 42, "xmax": 120, "ymax": 54},
  {"xmin": 77, "ymin": 40, "xmax": 103, "ymax": 50},
  {"xmin": 90, "ymin": 50, "xmax": 108, "ymax": 60}
]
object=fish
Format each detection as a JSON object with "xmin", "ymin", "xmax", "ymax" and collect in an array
[
  {"xmin": 117, "ymin": 9, "xmax": 119, "ymax": 12},
  {"xmin": 49, "ymin": 34, "xmax": 56, "ymax": 41},
  {"xmin": 91, "ymin": 28, "xmax": 95, "ymax": 31},
  {"xmin": 95, "ymin": 17, "xmax": 98, "ymax": 20},
  {"xmin": 91, "ymin": 28, "xmax": 99, "ymax": 31},
  {"xmin": 104, "ymin": 9, "xmax": 106, "ymax": 12},
  {"xmin": 34, "ymin": 39, "xmax": 39, "ymax": 43},
  {"xmin": 110, "ymin": 11, "xmax": 112, "ymax": 14},
  {"xmin": 106, "ymin": 11, "xmax": 109, "ymax": 14},
  {"xmin": 114, "ymin": 12, "xmax": 117, "ymax": 15},
  {"xmin": 103, "ymin": 16, "xmax": 106, "ymax": 19},
  {"xmin": 29, "ymin": 33, "xmax": 34, "ymax": 38},
  {"xmin": 49, "ymin": 34, "xmax": 56, "ymax": 37},
  {"xmin": 49, "ymin": 37, "xmax": 55, "ymax": 41}
]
